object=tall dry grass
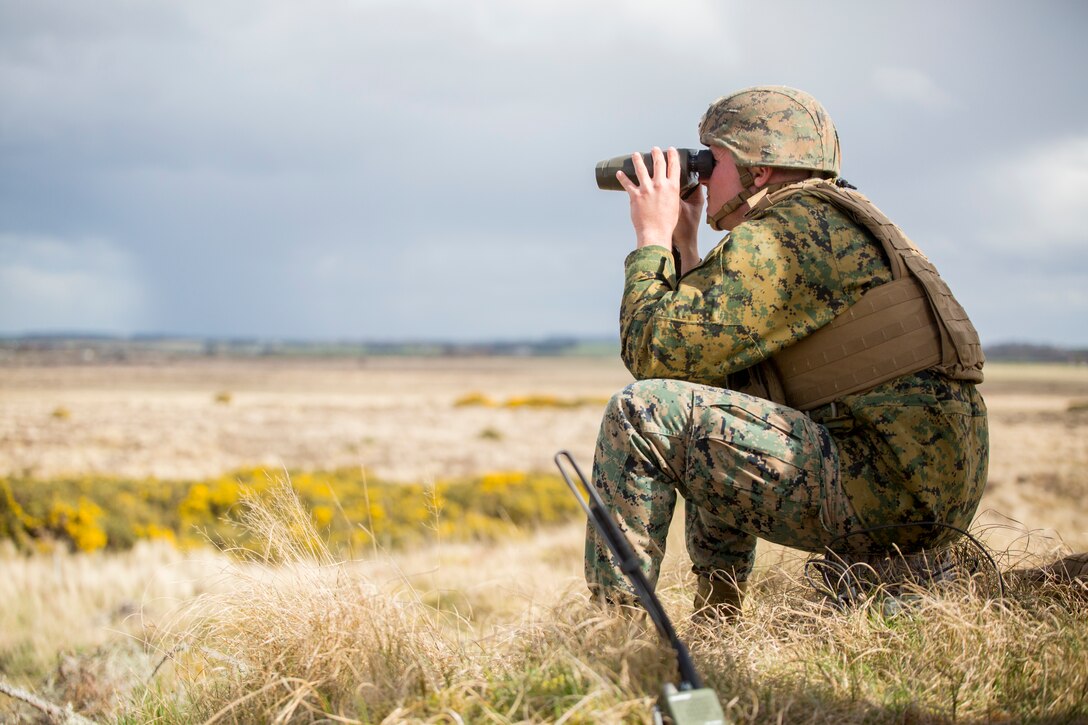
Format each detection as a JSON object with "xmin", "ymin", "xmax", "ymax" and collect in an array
[
  {"xmin": 0, "ymin": 539, "xmax": 229, "ymax": 721},
  {"xmin": 111, "ymin": 481, "xmax": 1088, "ymax": 724},
  {"xmin": 130, "ymin": 482, "xmax": 669, "ymax": 723}
]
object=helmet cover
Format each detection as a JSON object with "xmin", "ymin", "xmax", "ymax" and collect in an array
[{"xmin": 698, "ymin": 86, "xmax": 840, "ymax": 175}]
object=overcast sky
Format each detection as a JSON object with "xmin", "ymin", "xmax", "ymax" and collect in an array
[{"xmin": 2, "ymin": 0, "xmax": 1086, "ymax": 345}]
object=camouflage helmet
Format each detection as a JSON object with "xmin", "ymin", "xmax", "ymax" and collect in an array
[{"xmin": 698, "ymin": 86, "xmax": 840, "ymax": 176}]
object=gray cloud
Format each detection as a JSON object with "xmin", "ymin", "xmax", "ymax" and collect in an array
[
  {"xmin": 0, "ymin": 234, "xmax": 147, "ymax": 332},
  {"xmin": 871, "ymin": 67, "xmax": 957, "ymax": 111},
  {"xmin": 1, "ymin": 0, "xmax": 1085, "ymax": 344},
  {"xmin": 976, "ymin": 135, "xmax": 1088, "ymax": 250}
]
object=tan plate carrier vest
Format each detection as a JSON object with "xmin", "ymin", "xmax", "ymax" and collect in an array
[{"xmin": 728, "ymin": 179, "xmax": 985, "ymax": 411}]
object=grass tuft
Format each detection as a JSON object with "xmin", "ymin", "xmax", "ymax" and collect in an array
[{"xmin": 144, "ymin": 481, "xmax": 459, "ymax": 722}]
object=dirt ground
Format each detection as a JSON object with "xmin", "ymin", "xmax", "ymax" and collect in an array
[{"xmin": 2, "ymin": 356, "xmax": 1086, "ymax": 550}]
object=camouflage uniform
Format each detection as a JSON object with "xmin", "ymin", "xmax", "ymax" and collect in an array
[{"xmin": 586, "ymin": 191, "xmax": 989, "ymax": 601}]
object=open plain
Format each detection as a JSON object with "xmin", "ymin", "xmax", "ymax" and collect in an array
[
  {"xmin": 2, "ymin": 355, "xmax": 1085, "ymax": 547},
  {"xmin": 1, "ymin": 355, "xmax": 1086, "ymax": 723},
  {"xmin": 0, "ymin": 356, "xmax": 625, "ymax": 484}
]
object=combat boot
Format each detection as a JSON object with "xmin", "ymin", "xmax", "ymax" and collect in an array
[{"xmin": 693, "ymin": 573, "xmax": 746, "ymax": 622}]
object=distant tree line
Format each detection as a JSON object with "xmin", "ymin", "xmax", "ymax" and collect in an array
[
  {"xmin": 1, "ymin": 335, "xmax": 1084, "ymax": 363},
  {"xmin": 985, "ymin": 343, "xmax": 1088, "ymax": 364}
]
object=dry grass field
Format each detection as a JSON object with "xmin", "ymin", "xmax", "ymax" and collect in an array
[{"xmin": 1, "ymin": 356, "xmax": 1086, "ymax": 723}]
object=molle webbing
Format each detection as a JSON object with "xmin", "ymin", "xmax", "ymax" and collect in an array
[
  {"xmin": 771, "ymin": 277, "xmax": 942, "ymax": 409},
  {"xmin": 743, "ymin": 179, "xmax": 984, "ymax": 410}
]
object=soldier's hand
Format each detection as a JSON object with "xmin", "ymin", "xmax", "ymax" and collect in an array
[
  {"xmin": 674, "ymin": 185, "xmax": 704, "ymax": 273},
  {"xmin": 616, "ymin": 146, "xmax": 681, "ymax": 251}
]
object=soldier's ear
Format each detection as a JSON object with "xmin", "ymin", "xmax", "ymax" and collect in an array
[{"xmin": 751, "ymin": 166, "xmax": 774, "ymax": 188}]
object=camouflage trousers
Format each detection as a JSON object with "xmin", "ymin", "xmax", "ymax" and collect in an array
[{"xmin": 585, "ymin": 379, "xmax": 861, "ymax": 600}]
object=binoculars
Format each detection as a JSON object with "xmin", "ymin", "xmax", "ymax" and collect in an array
[{"xmin": 595, "ymin": 148, "xmax": 715, "ymax": 195}]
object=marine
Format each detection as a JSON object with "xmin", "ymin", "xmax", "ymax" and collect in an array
[{"xmin": 586, "ymin": 86, "xmax": 989, "ymax": 617}]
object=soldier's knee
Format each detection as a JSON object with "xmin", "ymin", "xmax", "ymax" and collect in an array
[
  {"xmin": 611, "ymin": 379, "xmax": 680, "ymax": 410},
  {"xmin": 603, "ymin": 379, "xmax": 695, "ymax": 436},
  {"xmin": 604, "ymin": 381, "xmax": 649, "ymax": 421}
]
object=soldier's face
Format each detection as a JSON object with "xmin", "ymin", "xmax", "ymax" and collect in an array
[{"xmin": 703, "ymin": 147, "xmax": 745, "ymax": 230}]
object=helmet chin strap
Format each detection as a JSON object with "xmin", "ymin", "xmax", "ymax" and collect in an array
[
  {"xmin": 707, "ymin": 167, "xmax": 758, "ymax": 231},
  {"xmin": 705, "ymin": 167, "xmax": 796, "ymax": 231}
]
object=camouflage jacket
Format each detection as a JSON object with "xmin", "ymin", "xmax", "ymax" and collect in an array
[{"xmin": 620, "ymin": 192, "xmax": 988, "ymax": 539}]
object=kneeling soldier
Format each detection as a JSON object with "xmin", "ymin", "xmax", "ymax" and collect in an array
[{"xmin": 587, "ymin": 86, "xmax": 989, "ymax": 618}]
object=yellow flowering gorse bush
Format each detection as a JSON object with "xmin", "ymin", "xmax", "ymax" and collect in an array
[{"xmin": 0, "ymin": 467, "xmax": 581, "ymax": 554}]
